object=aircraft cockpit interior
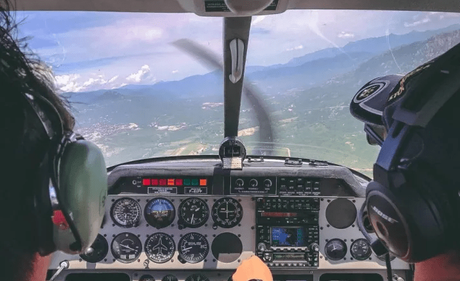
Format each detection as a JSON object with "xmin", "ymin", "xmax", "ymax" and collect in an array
[{"xmin": 11, "ymin": 0, "xmax": 460, "ymax": 281}]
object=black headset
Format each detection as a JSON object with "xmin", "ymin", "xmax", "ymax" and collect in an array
[
  {"xmin": 357, "ymin": 43, "xmax": 460, "ymax": 263},
  {"xmin": 22, "ymin": 92, "xmax": 108, "ymax": 256}
]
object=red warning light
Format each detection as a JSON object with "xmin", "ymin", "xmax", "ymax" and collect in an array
[
  {"xmin": 151, "ymin": 179, "xmax": 159, "ymax": 186},
  {"xmin": 200, "ymin": 179, "xmax": 207, "ymax": 186},
  {"xmin": 142, "ymin": 179, "xmax": 150, "ymax": 186},
  {"xmin": 175, "ymin": 179, "xmax": 183, "ymax": 186},
  {"xmin": 159, "ymin": 179, "xmax": 167, "ymax": 186},
  {"xmin": 167, "ymin": 179, "xmax": 175, "ymax": 186}
]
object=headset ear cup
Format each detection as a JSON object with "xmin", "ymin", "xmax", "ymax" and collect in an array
[
  {"xmin": 366, "ymin": 178, "xmax": 445, "ymax": 262},
  {"xmin": 54, "ymin": 139, "xmax": 107, "ymax": 254}
]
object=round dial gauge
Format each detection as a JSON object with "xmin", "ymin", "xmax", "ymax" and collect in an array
[
  {"xmin": 110, "ymin": 198, "xmax": 142, "ymax": 228},
  {"xmin": 145, "ymin": 233, "xmax": 176, "ymax": 263},
  {"xmin": 211, "ymin": 198, "xmax": 243, "ymax": 228},
  {"xmin": 350, "ymin": 239, "xmax": 372, "ymax": 260},
  {"xmin": 111, "ymin": 232, "xmax": 142, "ymax": 263},
  {"xmin": 80, "ymin": 234, "xmax": 108, "ymax": 263},
  {"xmin": 178, "ymin": 232, "xmax": 209, "ymax": 263},
  {"xmin": 145, "ymin": 198, "xmax": 175, "ymax": 228},
  {"xmin": 162, "ymin": 275, "xmax": 178, "ymax": 281},
  {"xmin": 179, "ymin": 198, "xmax": 209, "ymax": 228},
  {"xmin": 185, "ymin": 274, "xmax": 209, "ymax": 281},
  {"xmin": 325, "ymin": 239, "xmax": 347, "ymax": 261}
]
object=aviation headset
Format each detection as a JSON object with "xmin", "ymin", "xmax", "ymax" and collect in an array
[
  {"xmin": 22, "ymin": 91, "xmax": 107, "ymax": 256},
  {"xmin": 352, "ymin": 42, "xmax": 460, "ymax": 263}
]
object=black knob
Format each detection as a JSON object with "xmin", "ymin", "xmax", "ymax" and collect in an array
[
  {"xmin": 264, "ymin": 179, "xmax": 273, "ymax": 187},
  {"xmin": 310, "ymin": 243, "xmax": 319, "ymax": 252},
  {"xmin": 263, "ymin": 253, "xmax": 273, "ymax": 262},
  {"xmin": 249, "ymin": 179, "xmax": 258, "ymax": 187},
  {"xmin": 257, "ymin": 243, "xmax": 267, "ymax": 252},
  {"xmin": 235, "ymin": 178, "xmax": 244, "ymax": 187}
]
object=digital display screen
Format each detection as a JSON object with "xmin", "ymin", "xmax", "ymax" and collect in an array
[
  {"xmin": 273, "ymin": 253, "xmax": 304, "ymax": 260},
  {"xmin": 271, "ymin": 227, "xmax": 307, "ymax": 247}
]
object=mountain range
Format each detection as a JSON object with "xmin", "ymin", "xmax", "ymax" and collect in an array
[{"xmin": 67, "ymin": 24, "xmax": 460, "ymax": 172}]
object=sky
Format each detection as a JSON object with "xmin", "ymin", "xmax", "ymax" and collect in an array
[{"xmin": 15, "ymin": 9, "xmax": 460, "ymax": 93}]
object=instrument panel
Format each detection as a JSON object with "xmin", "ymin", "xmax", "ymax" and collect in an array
[{"xmin": 48, "ymin": 157, "xmax": 411, "ymax": 281}]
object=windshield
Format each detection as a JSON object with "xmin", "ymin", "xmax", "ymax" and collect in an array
[{"xmin": 17, "ymin": 10, "xmax": 460, "ymax": 176}]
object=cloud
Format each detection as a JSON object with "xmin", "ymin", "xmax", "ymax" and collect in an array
[
  {"xmin": 338, "ymin": 31, "xmax": 355, "ymax": 39},
  {"xmin": 172, "ymin": 70, "xmax": 179, "ymax": 74},
  {"xmin": 126, "ymin": 65, "xmax": 155, "ymax": 83},
  {"xmin": 286, "ymin": 45, "xmax": 304, "ymax": 51},
  {"xmin": 55, "ymin": 74, "xmax": 83, "ymax": 92},
  {"xmin": 55, "ymin": 73, "xmax": 125, "ymax": 92},
  {"xmin": 404, "ymin": 17, "xmax": 431, "ymax": 27}
]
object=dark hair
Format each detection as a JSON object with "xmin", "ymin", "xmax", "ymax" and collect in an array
[{"xmin": 0, "ymin": 2, "xmax": 74, "ymax": 280}]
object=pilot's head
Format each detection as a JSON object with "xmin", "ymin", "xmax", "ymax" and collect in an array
[
  {"xmin": 350, "ymin": 41, "xmax": 460, "ymax": 265},
  {"xmin": 1, "ymin": 3, "xmax": 108, "ymax": 280}
]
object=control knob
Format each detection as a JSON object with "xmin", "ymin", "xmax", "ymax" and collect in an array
[
  {"xmin": 264, "ymin": 179, "xmax": 273, "ymax": 187},
  {"xmin": 249, "ymin": 179, "xmax": 258, "ymax": 187},
  {"xmin": 235, "ymin": 178, "xmax": 244, "ymax": 187},
  {"xmin": 263, "ymin": 252, "xmax": 273, "ymax": 262},
  {"xmin": 257, "ymin": 242, "xmax": 268, "ymax": 252},
  {"xmin": 310, "ymin": 243, "xmax": 319, "ymax": 253}
]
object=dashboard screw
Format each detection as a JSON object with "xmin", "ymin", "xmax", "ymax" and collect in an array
[
  {"xmin": 79, "ymin": 258, "xmax": 82, "ymax": 262},
  {"xmin": 327, "ymin": 224, "xmax": 330, "ymax": 227},
  {"xmin": 213, "ymin": 234, "xmax": 216, "ymax": 237},
  {"xmin": 104, "ymin": 259, "xmax": 107, "ymax": 262},
  {"xmin": 320, "ymin": 227, "xmax": 323, "ymax": 230},
  {"xmin": 251, "ymin": 226, "xmax": 255, "ymax": 230},
  {"xmin": 205, "ymin": 259, "xmax": 207, "ymax": 262},
  {"xmin": 238, "ymin": 259, "xmax": 241, "ymax": 263},
  {"xmin": 213, "ymin": 259, "xmax": 216, "ymax": 262},
  {"xmin": 238, "ymin": 234, "xmax": 241, "ymax": 237},
  {"xmin": 352, "ymin": 225, "xmax": 355, "ymax": 227},
  {"xmin": 111, "ymin": 199, "xmax": 115, "ymax": 202}
]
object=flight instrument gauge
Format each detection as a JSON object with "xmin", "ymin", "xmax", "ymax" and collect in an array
[
  {"xmin": 350, "ymin": 239, "xmax": 372, "ymax": 260},
  {"xmin": 211, "ymin": 197, "xmax": 243, "ymax": 228},
  {"xmin": 145, "ymin": 233, "xmax": 176, "ymax": 263},
  {"xmin": 145, "ymin": 198, "xmax": 175, "ymax": 228},
  {"xmin": 185, "ymin": 274, "xmax": 209, "ymax": 281},
  {"xmin": 178, "ymin": 232, "xmax": 209, "ymax": 263},
  {"xmin": 110, "ymin": 198, "xmax": 142, "ymax": 228},
  {"xmin": 324, "ymin": 239, "xmax": 347, "ymax": 261},
  {"xmin": 179, "ymin": 198, "xmax": 209, "ymax": 228},
  {"xmin": 111, "ymin": 232, "xmax": 142, "ymax": 263}
]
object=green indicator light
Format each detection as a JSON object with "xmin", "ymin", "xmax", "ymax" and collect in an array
[
  {"xmin": 184, "ymin": 179, "xmax": 191, "ymax": 186},
  {"xmin": 191, "ymin": 179, "xmax": 199, "ymax": 186}
]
